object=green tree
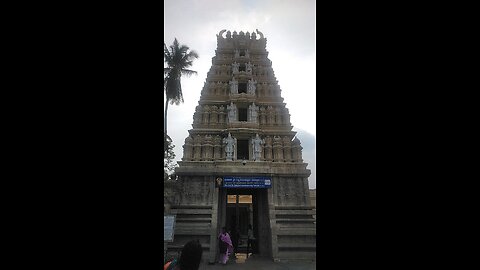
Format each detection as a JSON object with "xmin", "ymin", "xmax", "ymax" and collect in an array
[
  {"xmin": 163, "ymin": 38, "xmax": 199, "ymax": 137},
  {"xmin": 164, "ymin": 133, "xmax": 177, "ymax": 178}
]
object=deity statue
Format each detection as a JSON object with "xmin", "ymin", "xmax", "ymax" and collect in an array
[
  {"xmin": 247, "ymin": 79, "xmax": 256, "ymax": 95},
  {"xmin": 232, "ymin": 62, "xmax": 240, "ymax": 73},
  {"xmin": 227, "ymin": 102, "xmax": 237, "ymax": 123},
  {"xmin": 245, "ymin": 62, "xmax": 253, "ymax": 73},
  {"xmin": 251, "ymin": 134, "xmax": 265, "ymax": 161},
  {"xmin": 223, "ymin": 133, "xmax": 237, "ymax": 161},
  {"xmin": 229, "ymin": 78, "xmax": 238, "ymax": 94},
  {"xmin": 234, "ymin": 49, "xmax": 240, "ymax": 58},
  {"xmin": 249, "ymin": 102, "xmax": 259, "ymax": 123}
]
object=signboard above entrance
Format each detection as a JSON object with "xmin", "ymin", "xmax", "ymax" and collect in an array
[{"xmin": 223, "ymin": 176, "xmax": 272, "ymax": 188}]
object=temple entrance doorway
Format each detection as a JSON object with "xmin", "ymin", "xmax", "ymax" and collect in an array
[{"xmin": 218, "ymin": 187, "xmax": 271, "ymax": 260}]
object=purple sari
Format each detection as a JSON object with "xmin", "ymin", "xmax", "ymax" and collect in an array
[{"xmin": 218, "ymin": 232, "xmax": 234, "ymax": 264}]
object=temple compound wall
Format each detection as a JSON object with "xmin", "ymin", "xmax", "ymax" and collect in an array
[{"xmin": 165, "ymin": 29, "xmax": 315, "ymax": 263}]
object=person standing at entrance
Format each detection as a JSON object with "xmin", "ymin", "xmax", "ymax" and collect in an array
[{"xmin": 218, "ymin": 227, "xmax": 233, "ymax": 265}]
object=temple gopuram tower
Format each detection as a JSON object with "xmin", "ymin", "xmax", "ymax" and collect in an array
[{"xmin": 166, "ymin": 29, "xmax": 315, "ymax": 262}]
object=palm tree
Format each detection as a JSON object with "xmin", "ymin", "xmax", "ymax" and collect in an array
[{"xmin": 164, "ymin": 38, "xmax": 199, "ymax": 137}]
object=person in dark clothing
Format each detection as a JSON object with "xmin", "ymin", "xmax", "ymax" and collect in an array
[{"xmin": 164, "ymin": 240, "xmax": 203, "ymax": 270}]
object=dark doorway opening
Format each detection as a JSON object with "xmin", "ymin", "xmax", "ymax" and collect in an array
[
  {"xmin": 238, "ymin": 108, "xmax": 247, "ymax": 121},
  {"xmin": 238, "ymin": 83, "xmax": 247, "ymax": 93},
  {"xmin": 226, "ymin": 189, "xmax": 258, "ymax": 256},
  {"xmin": 237, "ymin": 139, "xmax": 249, "ymax": 160}
]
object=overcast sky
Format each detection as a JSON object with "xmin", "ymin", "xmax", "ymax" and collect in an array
[{"xmin": 164, "ymin": 0, "xmax": 316, "ymax": 189}]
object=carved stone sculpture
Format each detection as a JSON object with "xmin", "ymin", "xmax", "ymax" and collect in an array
[
  {"xmin": 229, "ymin": 78, "xmax": 238, "ymax": 94},
  {"xmin": 249, "ymin": 102, "xmax": 259, "ymax": 123},
  {"xmin": 245, "ymin": 62, "xmax": 253, "ymax": 73},
  {"xmin": 232, "ymin": 62, "xmax": 239, "ymax": 74},
  {"xmin": 251, "ymin": 134, "xmax": 265, "ymax": 161},
  {"xmin": 247, "ymin": 79, "xmax": 256, "ymax": 95},
  {"xmin": 223, "ymin": 133, "xmax": 237, "ymax": 161},
  {"xmin": 227, "ymin": 102, "xmax": 237, "ymax": 123},
  {"xmin": 218, "ymin": 105, "xmax": 226, "ymax": 124}
]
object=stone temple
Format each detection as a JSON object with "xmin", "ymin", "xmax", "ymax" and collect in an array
[{"xmin": 164, "ymin": 29, "xmax": 315, "ymax": 262}]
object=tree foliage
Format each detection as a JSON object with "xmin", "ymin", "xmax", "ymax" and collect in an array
[
  {"xmin": 164, "ymin": 133, "xmax": 177, "ymax": 178},
  {"xmin": 163, "ymin": 38, "xmax": 198, "ymax": 136}
]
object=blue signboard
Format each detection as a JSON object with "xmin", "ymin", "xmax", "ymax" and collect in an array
[{"xmin": 223, "ymin": 176, "xmax": 271, "ymax": 188}]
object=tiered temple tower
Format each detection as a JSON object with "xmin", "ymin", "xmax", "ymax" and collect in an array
[{"xmin": 165, "ymin": 29, "xmax": 315, "ymax": 262}]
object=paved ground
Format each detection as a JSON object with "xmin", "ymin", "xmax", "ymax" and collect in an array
[{"xmin": 198, "ymin": 253, "xmax": 316, "ymax": 270}]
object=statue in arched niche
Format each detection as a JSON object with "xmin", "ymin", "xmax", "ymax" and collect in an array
[
  {"xmin": 251, "ymin": 134, "xmax": 265, "ymax": 161},
  {"xmin": 232, "ymin": 62, "xmax": 240, "ymax": 73},
  {"xmin": 247, "ymin": 79, "xmax": 256, "ymax": 95},
  {"xmin": 227, "ymin": 102, "xmax": 237, "ymax": 123},
  {"xmin": 249, "ymin": 102, "xmax": 259, "ymax": 123},
  {"xmin": 229, "ymin": 78, "xmax": 238, "ymax": 94},
  {"xmin": 245, "ymin": 62, "xmax": 253, "ymax": 73},
  {"xmin": 223, "ymin": 133, "xmax": 237, "ymax": 161}
]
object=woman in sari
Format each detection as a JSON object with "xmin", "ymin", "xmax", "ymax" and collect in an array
[{"xmin": 218, "ymin": 227, "xmax": 234, "ymax": 264}]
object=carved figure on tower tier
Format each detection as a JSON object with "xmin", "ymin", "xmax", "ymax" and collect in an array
[
  {"xmin": 251, "ymin": 134, "xmax": 265, "ymax": 161},
  {"xmin": 247, "ymin": 79, "xmax": 256, "ymax": 95},
  {"xmin": 203, "ymin": 135, "xmax": 213, "ymax": 161},
  {"xmin": 218, "ymin": 105, "xmax": 226, "ymax": 124},
  {"xmin": 245, "ymin": 49, "xmax": 250, "ymax": 58},
  {"xmin": 227, "ymin": 102, "xmax": 237, "ymax": 123},
  {"xmin": 273, "ymin": 135, "xmax": 284, "ymax": 162},
  {"xmin": 245, "ymin": 62, "xmax": 253, "ymax": 73},
  {"xmin": 193, "ymin": 135, "xmax": 203, "ymax": 161},
  {"xmin": 275, "ymin": 107, "xmax": 283, "ymax": 125},
  {"xmin": 291, "ymin": 137, "xmax": 303, "ymax": 162},
  {"xmin": 203, "ymin": 105, "xmax": 210, "ymax": 125},
  {"xmin": 194, "ymin": 106, "xmax": 203, "ymax": 125},
  {"xmin": 223, "ymin": 133, "xmax": 237, "ymax": 161},
  {"xmin": 264, "ymin": 136, "xmax": 273, "ymax": 161},
  {"xmin": 213, "ymin": 135, "xmax": 222, "ymax": 160},
  {"xmin": 232, "ymin": 62, "xmax": 239, "ymax": 74},
  {"xmin": 210, "ymin": 105, "xmax": 218, "ymax": 125},
  {"xmin": 259, "ymin": 106, "xmax": 266, "ymax": 124},
  {"xmin": 267, "ymin": 106, "xmax": 275, "ymax": 125},
  {"xmin": 182, "ymin": 136, "xmax": 194, "ymax": 161},
  {"xmin": 229, "ymin": 78, "xmax": 238, "ymax": 94},
  {"xmin": 234, "ymin": 49, "xmax": 240, "ymax": 58},
  {"xmin": 248, "ymin": 102, "xmax": 259, "ymax": 123},
  {"xmin": 284, "ymin": 108, "xmax": 291, "ymax": 125}
]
